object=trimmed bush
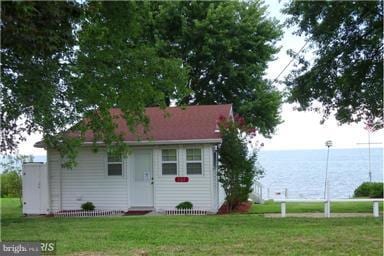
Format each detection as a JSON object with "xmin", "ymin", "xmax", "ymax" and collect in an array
[
  {"xmin": 176, "ymin": 201, "xmax": 193, "ymax": 209},
  {"xmin": 354, "ymin": 182, "xmax": 383, "ymax": 198},
  {"xmin": 81, "ymin": 202, "xmax": 95, "ymax": 211}
]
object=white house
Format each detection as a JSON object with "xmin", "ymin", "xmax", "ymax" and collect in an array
[{"xmin": 24, "ymin": 104, "xmax": 232, "ymax": 214}]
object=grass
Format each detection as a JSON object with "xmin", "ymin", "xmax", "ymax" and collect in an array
[
  {"xmin": 1, "ymin": 198, "xmax": 383, "ymax": 256},
  {"xmin": 250, "ymin": 200, "xmax": 384, "ymax": 214}
]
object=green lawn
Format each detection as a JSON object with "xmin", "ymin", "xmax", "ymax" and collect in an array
[
  {"xmin": 250, "ymin": 200, "xmax": 384, "ymax": 214},
  {"xmin": 1, "ymin": 198, "xmax": 383, "ymax": 256}
]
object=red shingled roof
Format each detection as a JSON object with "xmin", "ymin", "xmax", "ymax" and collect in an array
[{"xmin": 82, "ymin": 104, "xmax": 232, "ymax": 143}]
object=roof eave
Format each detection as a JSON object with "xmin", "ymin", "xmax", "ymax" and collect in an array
[{"xmin": 34, "ymin": 138, "xmax": 222, "ymax": 149}]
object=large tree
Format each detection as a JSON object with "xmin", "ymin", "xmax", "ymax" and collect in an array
[
  {"xmin": 283, "ymin": 1, "xmax": 383, "ymax": 125},
  {"xmin": 150, "ymin": 1, "xmax": 283, "ymax": 136},
  {"xmin": 1, "ymin": 2, "xmax": 188, "ymax": 161},
  {"xmin": 1, "ymin": 1, "xmax": 81, "ymax": 153},
  {"xmin": 1, "ymin": 1, "xmax": 283, "ymax": 161}
]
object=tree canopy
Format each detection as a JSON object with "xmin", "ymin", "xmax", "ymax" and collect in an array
[
  {"xmin": 1, "ymin": 1, "xmax": 282, "ymax": 159},
  {"xmin": 283, "ymin": 1, "xmax": 383, "ymax": 126},
  {"xmin": 1, "ymin": 1, "xmax": 82, "ymax": 153},
  {"xmin": 151, "ymin": 1, "xmax": 283, "ymax": 136},
  {"xmin": 1, "ymin": 1, "xmax": 188, "ymax": 160}
]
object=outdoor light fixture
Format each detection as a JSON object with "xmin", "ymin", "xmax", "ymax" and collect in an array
[{"xmin": 324, "ymin": 140, "xmax": 333, "ymax": 217}]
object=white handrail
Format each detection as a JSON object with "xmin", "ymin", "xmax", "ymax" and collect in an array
[
  {"xmin": 276, "ymin": 198, "xmax": 384, "ymax": 203},
  {"xmin": 275, "ymin": 198, "xmax": 383, "ymax": 218}
]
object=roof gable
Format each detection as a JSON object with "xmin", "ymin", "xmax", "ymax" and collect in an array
[{"xmin": 82, "ymin": 104, "xmax": 232, "ymax": 143}]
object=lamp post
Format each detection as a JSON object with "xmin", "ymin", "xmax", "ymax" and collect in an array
[{"xmin": 324, "ymin": 140, "xmax": 332, "ymax": 217}]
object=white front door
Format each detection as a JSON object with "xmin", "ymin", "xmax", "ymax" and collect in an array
[{"xmin": 131, "ymin": 150, "xmax": 154, "ymax": 207}]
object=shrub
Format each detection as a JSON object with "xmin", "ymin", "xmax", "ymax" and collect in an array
[
  {"xmin": 354, "ymin": 182, "xmax": 383, "ymax": 198},
  {"xmin": 0, "ymin": 171, "xmax": 22, "ymax": 198},
  {"xmin": 368, "ymin": 183, "xmax": 384, "ymax": 198},
  {"xmin": 81, "ymin": 202, "xmax": 95, "ymax": 211},
  {"xmin": 176, "ymin": 201, "xmax": 193, "ymax": 209},
  {"xmin": 217, "ymin": 117, "xmax": 264, "ymax": 212},
  {"xmin": 0, "ymin": 154, "xmax": 33, "ymax": 200}
]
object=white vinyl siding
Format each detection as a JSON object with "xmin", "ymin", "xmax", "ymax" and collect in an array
[
  {"xmin": 47, "ymin": 144, "xmax": 220, "ymax": 213},
  {"xmin": 48, "ymin": 147, "xmax": 128, "ymax": 211},
  {"xmin": 154, "ymin": 145, "xmax": 216, "ymax": 211}
]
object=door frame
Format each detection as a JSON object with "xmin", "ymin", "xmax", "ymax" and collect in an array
[{"xmin": 129, "ymin": 149, "xmax": 154, "ymax": 207}]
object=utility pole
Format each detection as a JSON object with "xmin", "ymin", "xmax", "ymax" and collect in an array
[{"xmin": 357, "ymin": 124, "xmax": 382, "ymax": 182}]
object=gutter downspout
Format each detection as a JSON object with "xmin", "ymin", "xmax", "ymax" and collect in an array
[{"xmin": 59, "ymin": 158, "xmax": 63, "ymax": 211}]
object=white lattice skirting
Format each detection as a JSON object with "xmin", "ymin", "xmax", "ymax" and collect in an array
[
  {"xmin": 165, "ymin": 209, "xmax": 208, "ymax": 215},
  {"xmin": 54, "ymin": 210, "xmax": 124, "ymax": 217}
]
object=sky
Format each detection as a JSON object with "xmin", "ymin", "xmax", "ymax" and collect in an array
[
  {"xmin": 259, "ymin": 0, "xmax": 383, "ymax": 150},
  {"xmin": 15, "ymin": 0, "xmax": 384, "ymax": 156}
]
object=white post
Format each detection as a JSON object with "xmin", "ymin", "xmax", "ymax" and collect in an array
[
  {"xmin": 324, "ymin": 201, "xmax": 331, "ymax": 218},
  {"xmin": 284, "ymin": 188, "xmax": 288, "ymax": 199},
  {"xmin": 324, "ymin": 180, "xmax": 331, "ymax": 218},
  {"xmin": 324, "ymin": 141, "xmax": 332, "ymax": 199},
  {"xmin": 324, "ymin": 201, "xmax": 327, "ymax": 217},
  {"xmin": 373, "ymin": 201, "xmax": 379, "ymax": 217},
  {"xmin": 325, "ymin": 180, "xmax": 331, "ymax": 218},
  {"xmin": 368, "ymin": 131, "xmax": 372, "ymax": 182},
  {"xmin": 281, "ymin": 202, "xmax": 286, "ymax": 217}
]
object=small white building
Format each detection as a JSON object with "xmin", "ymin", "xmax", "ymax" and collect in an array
[{"xmin": 24, "ymin": 104, "xmax": 231, "ymax": 214}]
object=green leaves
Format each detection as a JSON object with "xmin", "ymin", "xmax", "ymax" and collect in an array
[
  {"xmin": 284, "ymin": 1, "xmax": 383, "ymax": 125},
  {"xmin": 150, "ymin": 1, "xmax": 283, "ymax": 136},
  {"xmin": 217, "ymin": 120, "xmax": 263, "ymax": 211},
  {"xmin": 0, "ymin": 154, "xmax": 33, "ymax": 198},
  {"xmin": 67, "ymin": 2, "xmax": 188, "ymax": 161},
  {"xmin": 1, "ymin": 2, "xmax": 82, "ymax": 153},
  {"xmin": 1, "ymin": 1, "xmax": 282, "ymax": 164},
  {"xmin": 1, "ymin": 2, "xmax": 188, "ymax": 162}
]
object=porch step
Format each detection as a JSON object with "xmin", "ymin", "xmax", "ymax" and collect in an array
[
  {"xmin": 125, "ymin": 207, "xmax": 154, "ymax": 215},
  {"xmin": 124, "ymin": 210, "xmax": 152, "ymax": 216}
]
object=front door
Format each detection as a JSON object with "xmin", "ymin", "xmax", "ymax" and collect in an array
[{"xmin": 131, "ymin": 150, "xmax": 154, "ymax": 207}]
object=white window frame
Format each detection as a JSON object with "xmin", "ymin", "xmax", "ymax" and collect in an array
[
  {"xmin": 161, "ymin": 149, "xmax": 178, "ymax": 176},
  {"xmin": 186, "ymin": 148, "xmax": 203, "ymax": 175},
  {"xmin": 106, "ymin": 152, "xmax": 123, "ymax": 177}
]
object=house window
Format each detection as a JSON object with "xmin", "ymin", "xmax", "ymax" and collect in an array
[
  {"xmin": 162, "ymin": 149, "xmax": 177, "ymax": 175},
  {"xmin": 186, "ymin": 148, "xmax": 202, "ymax": 175},
  {"xmin": 107, "ymin": 153, "xmax": 123, "ymax": 176}
]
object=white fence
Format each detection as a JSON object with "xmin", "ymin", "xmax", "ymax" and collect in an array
[
  {"xmin": 251, "ymin": 181, "xmax": 264, "ymax": 203},
  {"xmin": 165, "ymin": 209, "xmax": 207, "ymax": 215},
  {"xmin": 275, "ymin": 198, "xmax": 383, "ymax": 218},
  {"xmin": 54, "ymin": 210, "xmax": 124, "ymax": 217}
]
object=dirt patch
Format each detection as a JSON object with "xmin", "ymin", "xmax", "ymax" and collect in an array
[
  {"xmin": 129, "ymin": 249, "xmax": 150, "ymax": 256},
  {"xmin": 217, "ymin": 201, "xmax": 252, "ymax": 214}
]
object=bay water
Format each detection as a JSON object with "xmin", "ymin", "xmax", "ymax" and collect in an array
[{"xmin": 257, "ymin": 148, "xmax": 383, "ymax": 199}]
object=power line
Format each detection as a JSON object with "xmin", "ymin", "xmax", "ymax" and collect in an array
[{"xmin": 271, "ymin": 41, "xmax": 309, "ymax": 84}]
